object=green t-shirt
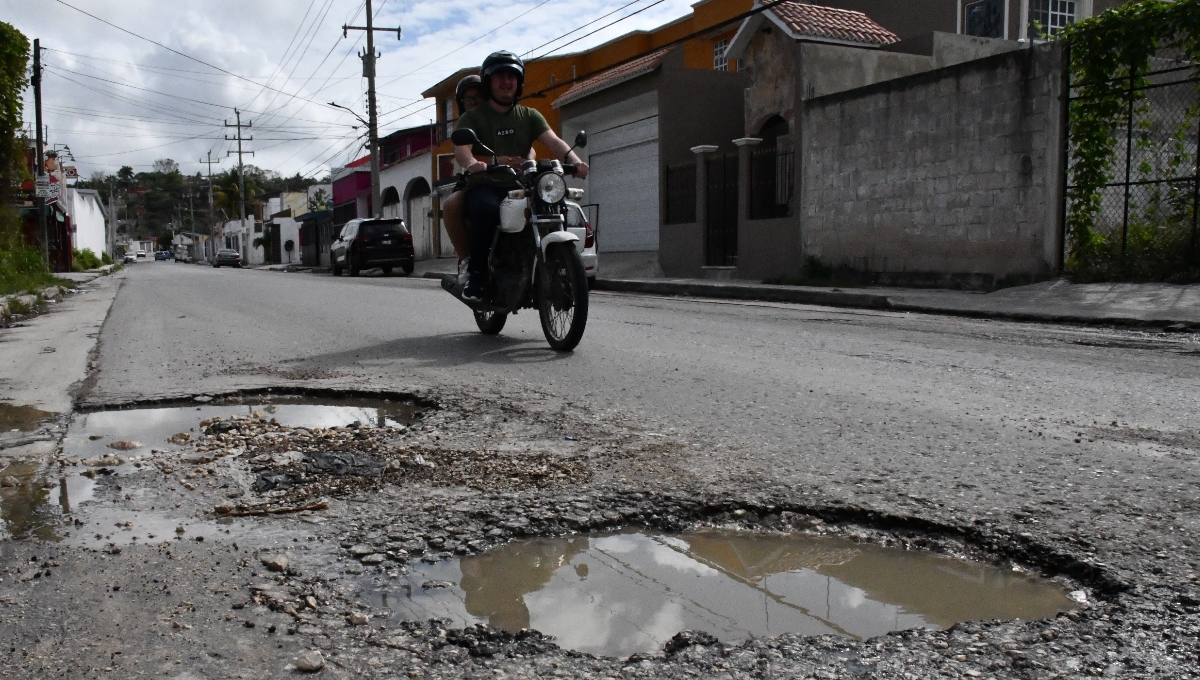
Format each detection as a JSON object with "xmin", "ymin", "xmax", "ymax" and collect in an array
[{"xmin": 456, "ymin": 104, "xmax": 550, "ymax": 187}]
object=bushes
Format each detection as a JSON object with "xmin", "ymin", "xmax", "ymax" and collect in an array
[
  {"xmin": 72, "ymin": 248, "xmax": 102, "ymax": 271},
  {"xmin": 0, "ymin": 246, "xmax": 55, "ymax": 295}
]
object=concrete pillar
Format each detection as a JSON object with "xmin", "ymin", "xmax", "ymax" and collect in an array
[
  {"xmin": 691, "ymin": 145, "xmax": 715, "ymax": 232},
  {"xmin": 733, "ymin": 138, "xmax": 762, "ymax": 224}
]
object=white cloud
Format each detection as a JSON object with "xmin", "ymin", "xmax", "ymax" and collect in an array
[{"xmin": 11, "ymin": 0, "xmax": 699, "ymax": 178}]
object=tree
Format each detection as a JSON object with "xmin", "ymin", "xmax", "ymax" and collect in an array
[
  {"xmin": 152, "ymin": 158, "xmax": 179, "ymax": 175},
  {"xmin": 0, "ymin": 22, "xmax": 30, "ymax": 249},
  {"xmin": 308, "ymin": 188, "xmax": 330, "ymax": 213}
]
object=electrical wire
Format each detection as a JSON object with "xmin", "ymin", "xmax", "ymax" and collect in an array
[{"xmin": 50, "ymin": 0, "xmax": 340, "ymax": 112}]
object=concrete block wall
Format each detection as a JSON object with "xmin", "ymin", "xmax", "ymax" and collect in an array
[{"xmin": 799, "ymin": 43, "xmax": 1065, "ymax": 288}]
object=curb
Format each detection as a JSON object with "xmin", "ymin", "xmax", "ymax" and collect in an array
[
  {"xmin": 593, "ymin": 278, "xmax": 1200, "ymax": 329},
  {"xmin": 593, "ymin": 278, "xmax": 892, "ymax": 310}
]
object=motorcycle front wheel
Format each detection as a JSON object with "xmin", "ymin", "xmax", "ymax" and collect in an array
[
  {"xmin": 474, "ymin": 309, "xmax": 508, "ymax": 335},
  {"xmin": 538, "ymin": 243, "xmax": 588, "ymax": 351}
]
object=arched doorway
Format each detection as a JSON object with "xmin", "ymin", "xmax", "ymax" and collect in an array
[
  {"xmin": 405, "ymin": 178, "xmax": 433, "ymax": 260},
  {"xmin": 758, "ymin": 115, "xmax": 789, "ymax": 146},
  {"xmin": 380, "ymin": 187, "xmax": 401, "ymax": 219}
]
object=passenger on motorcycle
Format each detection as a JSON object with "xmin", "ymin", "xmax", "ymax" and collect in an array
[
  {"xmin": 453, "ymin": 50, "xmax": 589, "ymax": 303},
  {"xmin": 443, "ymin": 74, "xmax": 534, "ymax": 288}
]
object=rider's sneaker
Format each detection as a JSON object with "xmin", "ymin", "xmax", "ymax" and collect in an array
[
  {"xmin": 456, "ymin": 257, "xmax": 470, "ymax": 289},
  {"xmin": 461, "ymin": 274, "xmax": 484, "ymax": 303}
]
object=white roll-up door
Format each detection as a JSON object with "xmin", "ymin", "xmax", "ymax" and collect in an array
[{"xmin": 587, "ymin": 127, "xmax": 659, "ymax": 252}]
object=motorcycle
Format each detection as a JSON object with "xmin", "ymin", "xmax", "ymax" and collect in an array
[{"xmin": 442, "ymin": 127, "xmax": 590, "ymax": 352}]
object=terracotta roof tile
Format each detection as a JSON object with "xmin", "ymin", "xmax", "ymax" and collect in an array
[
  {"xmin": 769, "ymin": 2, "xmax": 898, "ymax": 46},
  {"xmin": 552, "ymin": 49, "xmax": 671, "ymax": 108}
]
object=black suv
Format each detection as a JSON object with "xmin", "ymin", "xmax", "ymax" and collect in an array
[{"xmin": 331, "ymin": 218, "xmax": 414, "ymax": 276}]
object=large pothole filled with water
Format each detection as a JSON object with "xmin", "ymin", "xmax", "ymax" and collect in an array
[{"xmin": 359, "ymin": 528, "xmax": 1076, "ymax": 658}]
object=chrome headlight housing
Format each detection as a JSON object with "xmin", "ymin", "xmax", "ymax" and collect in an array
[{"xmin": 536, "ymin": 173, "xmax": 567, "ymax": 204}]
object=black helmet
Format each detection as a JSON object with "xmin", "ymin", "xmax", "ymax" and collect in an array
[
  {"xmin": 480, "ymin": 51, "xmax": 525, "ymax": 101},
  {"xmin": 454, "ymin": 74, "xmax": 483, "ymax": 115}
]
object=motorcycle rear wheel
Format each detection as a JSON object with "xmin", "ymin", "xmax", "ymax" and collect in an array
[
  {"xmin": 474, "ymin": 309, "xmax": 507, "ymax": 334},
  {"xmin": 538, "ymin": 243, "xmax": 588, "ymax": 351}
]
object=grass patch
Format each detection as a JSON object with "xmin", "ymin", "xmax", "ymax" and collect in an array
[
  {"xmin": 0, "ymin": 247, "xmax": 56, "ymax": 296},
  {"xmin": 72, "ymin": 248, "xmax": 102, "ymax": 271}
]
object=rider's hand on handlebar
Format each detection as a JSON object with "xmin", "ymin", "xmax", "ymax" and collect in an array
[
  {"xmin": 573, "ymin": 160, "xmax": 589, "ymax": 179},
  {"xmin": 466, "ymin": 161, "xmax": 487, "ymax": 174}
]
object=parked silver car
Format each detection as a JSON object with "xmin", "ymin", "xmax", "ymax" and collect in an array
[{"xmin": 564, "ymin": 201, "xmax": 598, "ymax": 284}]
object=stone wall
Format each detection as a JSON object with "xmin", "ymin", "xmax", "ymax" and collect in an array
[{"xmin": 798, "ymin": 43, "xmax": 1065, "ymax": 287}]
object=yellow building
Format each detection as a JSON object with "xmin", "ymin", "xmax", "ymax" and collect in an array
[{"xmin": 420, "ymin": 0, "xmax": 753, "ymax": 187}]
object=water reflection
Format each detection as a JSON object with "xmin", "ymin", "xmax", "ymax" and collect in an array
[
  {"xmin": 0, "ymin": 403, "xmax": 53, "ymax": 431},
  {"xmin": 0, "ymin": 463, "xmax": 59, "ymax": 540},
  {"xmin": 375, "ymin": 530, "xmax": 1074, "ymax": 658}
]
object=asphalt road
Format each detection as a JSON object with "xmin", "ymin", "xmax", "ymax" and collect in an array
[{"xmin": 60, "ymin": 259, "xmax": 1200, "ymax": 675}]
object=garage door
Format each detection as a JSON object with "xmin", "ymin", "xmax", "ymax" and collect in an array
[{"xmin": 588, "ymin": 138, "xmax": 659, "ymax": 253}]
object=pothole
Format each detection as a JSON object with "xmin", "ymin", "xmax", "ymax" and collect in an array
[
  {"xmin": 1, "ymin": 394, "xmax": 424, "ymax": 541},
  {"xmin": 359, "ymin": 528, "xmax": 1077, "ymax": 658},
  {"xmin": 0, "ymin": 403, "xmax": 54, "ymax": 432}
]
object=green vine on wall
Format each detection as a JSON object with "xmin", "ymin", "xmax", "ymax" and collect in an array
[
  {"xmin": 1060, "ymin": 0, "xmax": 1200, "ymax": 281},
  {"xmin": 0, "ymin": 22, "xmax": 30, "ymax": 250}
]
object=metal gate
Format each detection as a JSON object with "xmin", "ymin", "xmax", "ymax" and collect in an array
[
  {"xmin": 1065, "ymin": 53, "xmax": 1200, "ymax": 279},
  {"xmin": 705, "ymin": 152, "xmax": 738, "ymax": 266}
]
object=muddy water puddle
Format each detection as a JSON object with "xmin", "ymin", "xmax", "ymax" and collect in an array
[
  {"xmin": 0, "ymin": 398, "xmax": 418, "ymax": 540},
  {"xmin": 0, "ymin": 403, "xmax": 54, "ymax": 431},
  {"xmin": 362, "ymin": 530, "xmax": 1074, "ymax": 658}
]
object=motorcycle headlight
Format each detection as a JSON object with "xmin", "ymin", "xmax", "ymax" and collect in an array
[{"xmin": 536, "ymin": 173, "xmax": 567, "ymax": 204}]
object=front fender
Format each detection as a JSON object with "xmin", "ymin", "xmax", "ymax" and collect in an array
[{"xmin": 540, "ymin": 230, "xmax": 579, "ymax": 256}]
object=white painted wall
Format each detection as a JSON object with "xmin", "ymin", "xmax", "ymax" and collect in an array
[
  {"xmin": 379, "ymin": 151, "xmax": 436, "ymax": 259},
  {"xmin": 65, "ymin": 187, "xmax": 107, "ymax": 257}
]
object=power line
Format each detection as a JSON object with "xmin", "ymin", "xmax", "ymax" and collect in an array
[
  {"xmin": 523, "ymin": 0, "xmax": 790, "ymax": 99},
  {"xmin": 44, "ymin": 47, "xmax": 362, "ymax": 81},
  {"xmin": 530, "ymin": 0, "xmax": 670, "ymax": 60},
  {"xmin": 376, "ymin": 0, "xmax": 560, "ymax": 89},
  {"xmin": 51, "ymin": 0, "xmax": 340, "ymax": 112},
  {"xmin": 520, "ymin": 0, "xmax": 655, "ymax": 58}
]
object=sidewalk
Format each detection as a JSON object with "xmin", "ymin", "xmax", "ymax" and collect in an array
[{"xmin": 596, "ymin": 277, "xmax": 1200, "ymax": 327}]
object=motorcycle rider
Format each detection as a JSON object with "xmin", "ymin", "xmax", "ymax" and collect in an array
[
  {"xmin": 453, "ymin": 50, "xmax": 589, "ymax": 303},
  {"xmin": 443, "ymin": 74, "xmax": 535, "ymax": 287}
]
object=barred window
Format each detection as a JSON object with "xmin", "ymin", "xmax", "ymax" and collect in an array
[
  {"xmin": 1030, "ymin": 0, "xmax": 1076, "ymax": 37},
  {"xmin": 444, "ymin": 98, "xmax": 454, "ymax": 138},
  {"xmin": 713, "ymin": 39, "xmax": 729, "ymax": 72}
]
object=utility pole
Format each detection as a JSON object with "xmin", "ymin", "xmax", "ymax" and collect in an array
[
  {"xmin": 225, "ymin": 109, "xmax": 253, "ymax": 258},
  {"xmin": 32, "ymin": 39, "xmax": 48, "ymax": 266},
  {"xmin": 199, "ymin": 151, "xmax": 221, "ymax": 260},
  {"xmin": 342, "ymin": 2, "xmax": 401, "ymax": 218}
]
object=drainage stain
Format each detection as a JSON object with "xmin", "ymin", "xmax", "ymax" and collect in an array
[
  {"xmin": 0, "ymin": 403, "xmax": 54, "ymax": 431},
  {"xmin": 364, "ymin": 530, "xmax": 1075, "ymax": 658}
]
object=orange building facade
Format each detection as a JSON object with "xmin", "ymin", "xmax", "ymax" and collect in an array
[{"xmin": 420, "ymin": 0, "xmax": 753, "ymax": 191}]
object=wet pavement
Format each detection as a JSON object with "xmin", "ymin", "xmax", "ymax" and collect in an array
[{"xmin": 1, "ymin": 262, "xmax": 1198, "ymax": 679}]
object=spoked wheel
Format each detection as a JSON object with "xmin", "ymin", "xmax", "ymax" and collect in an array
[
  {"xmin": 538, "ymin": 243, "xmax": 588, "ymax": 351},
  {"xmin": 474, "ymin": 309, "xmax": 508, "ymax": 335}
]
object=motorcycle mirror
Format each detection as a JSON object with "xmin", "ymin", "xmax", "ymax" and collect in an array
[
  {"xmin": 450, "ymin": 128, "xmax": 479, "ymax": 146},
  {"xmin": 573, "ymin": 130, "xmax": 587, "ymax": 149}
]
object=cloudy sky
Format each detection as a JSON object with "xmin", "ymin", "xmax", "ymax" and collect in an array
[{"xmin": 11, "ymin": 0, "xmax": 699, "ymax": 180}]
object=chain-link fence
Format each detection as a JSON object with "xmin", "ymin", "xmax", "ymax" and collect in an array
[{"xmin": 1066, "ymin": 52, "xmax": 1200, "ymax": 281}]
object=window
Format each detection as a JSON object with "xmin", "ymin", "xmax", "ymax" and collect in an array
[
  {"xmin": 713, "ymin": 40, "xmax": 729, "ymax": 72},
  {"xmin": 964, "ymin": 0, "xmax": 1004, "ymax": 39},
  {"xmin": 444, "ymin": 98, "xmax": 455, "ymax": 137},
  {"xmin": 1029, "ymin": 0, "xmax": 1076, "ymax": 38}
]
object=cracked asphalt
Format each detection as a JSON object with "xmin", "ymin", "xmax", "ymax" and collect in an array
[{"xmin": 1, "ymin": 261, "xmax": 1198, "ymax": 678}]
